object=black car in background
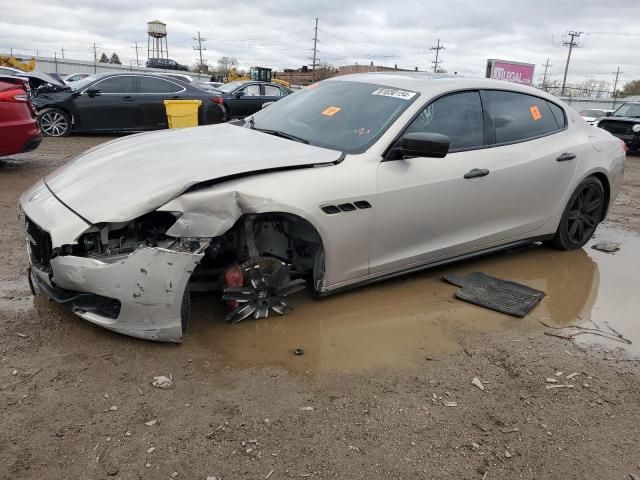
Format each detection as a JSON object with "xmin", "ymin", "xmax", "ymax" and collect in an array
[
  {"xmin": 210, "ymin": 80, "xmax": 291, "ymax": 120},
  {"xmin": 597, "ymin": 102, "xmax": 640, "ymax": 153},
  {"xmin": 146, "ymin": 58, "xmax": 190, "ymax": 71},
  {"xmin": 32, "ymin": 73, "xmax": 225, "ymax": 136}
]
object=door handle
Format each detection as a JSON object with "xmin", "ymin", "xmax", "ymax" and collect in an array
[
  {"xmin": 122, "ymin": 96, "xmax": 135, "ymax": 102},
  {"xmin": 556, "ymin": 152, "xmax": 576, "ymax": 162},
  {"xmin": 464, "ymin": 168, "xmax": 490, "ymax": 179}
]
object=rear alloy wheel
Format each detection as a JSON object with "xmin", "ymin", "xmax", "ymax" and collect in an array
[
  {"xmin": 39, "ymin": 108, "xmax": 71, "ymax": 137},
  {"xmin": 550, "ymin": 176, "xmax": 605, "ymax": 250}
]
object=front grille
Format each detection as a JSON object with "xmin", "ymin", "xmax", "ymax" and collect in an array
[
  {"xmin": 599, "ymin": 120, "xmax": 635, "ymax": 136},
  {"xmin": 25, "ymin": 216, "xmax": 53, "ymax": 271}
]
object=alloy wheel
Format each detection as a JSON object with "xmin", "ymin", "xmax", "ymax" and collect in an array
[
  {"xmin": 40, "ymin": 111, "xmax": 68, "ymax": 136},
  {"xmin": 567, "ymin": 183, "xmax": 604, "ymax": 245}
]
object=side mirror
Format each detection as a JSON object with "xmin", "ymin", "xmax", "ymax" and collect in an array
[
  {"xmin": 85, "ymin": 87, "xmax": 101, "ymax": 97},
  {"xmin": 392, "ymin": 132, "xmax": 450, "ymax": 159},
  {"xmin": 235, "ymin": 90, "xmax": 245, "ymax": 98},
  {"xmin": 262, "ymin": 101, "xmax": 274, "ymax": 109},
  {"xmin": 605, "ymin": 111, "xmax": 613, "ymax": 117}
]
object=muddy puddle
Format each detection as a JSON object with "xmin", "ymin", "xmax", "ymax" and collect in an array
[
  {"xmin": 2, "ymin": 225, "xmax": 638, "ymax": 373},
  {"xmin": 186, "ymin": 225, "xmax": 639, "ymax": 373}
]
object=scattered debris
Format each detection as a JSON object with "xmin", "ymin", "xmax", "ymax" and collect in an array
[
  {"xmin": 151, "ymin": 375, "xmax": 175, "ymax": 389},
  {"xmin": 300, "ymin": 406, "xmax": 314, "ymax": 411},
  {"xmin": 172, "ymin": 473, "xmax": 178, "ymax": 478},
  {"xmin": 546, "ymin": 384, "xmax": 574, "ymax": 390},
  {"xmin": 125, "ymin": 431, "xmax": 132, "ymax": 437},
  {"xmin": 471, "ymin": 442, "xmax": 481, "ymax": 450},
  {"xmin": 293, "ymin": 348, "xmax": 304, "ymax": 356},
  {"xmin": 145, "ymin": 419, "xmax": 158, "ymax": 427},
  {"xmin": 109, "ymin": 405, "xmax": 118, "ymax": 411},
  {"xmin": 499, "ymin": 427, "xmax": 519, "ymax": 434},
  {"xmin": 570, "ymin": 417, "xmax": 583, "ymax": 427},
  {"xmin": 472, "ymin": 377, "xmax": 485, "ymax": 391},
  {"xmin": 591, "ymin": 242, "xmax": 620, "ymax": 253},
  {"xmin": 146, "ymin": 446, "xmax": 155, "ymax": 454},
  {"xmin": 443, "ymin": 401, "xmax": 458, "ymax": 407},
  {"xmin": 554, "ymin": 371, "xmax": 564, "ymax": 376},
  {"xmin": 566, "ymin": 372, "xmax": 580, "ymax": 380},
  {"xmin": 504, "ymin": 451, "xmax": 512, "ymax": 459},
  {"xmin": 11, "ymin": 369, "xmax": 18, "ymax": 376},
  {"xmin": 540, "ymin": 320, "xmax": 632, "ymax": 345},
  {"xmin": 16, "ymin": 333, "xmax": 27, "ymax": 338},
  {"xmin": 546, "ymin": 378, "xmax": 558, "ymax": 383},
  {"xmin": 265, "ymin": 469, "xmax": 275, "ymax": 479}
]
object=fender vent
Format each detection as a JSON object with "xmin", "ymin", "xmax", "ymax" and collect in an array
[
  {"xmin": 338, "ymin": 203, "xmax": 356, "ymax": 212},
  {"xmin": 321, "ymin": 205, "xmax": 341, "ymax": 215},
  {"xmin": 354, "ymin": 201, "xmax": 372, "ymax": 209}
]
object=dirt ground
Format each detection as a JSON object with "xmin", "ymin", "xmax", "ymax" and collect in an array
[{"xmin": 1, "ymin": 137, "xmax": 639, "ymax": 480}]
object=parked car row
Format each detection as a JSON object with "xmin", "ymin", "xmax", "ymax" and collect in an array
[{"xmin": 594, "ymin": 102, "xmax": 640, "ymax": 153}]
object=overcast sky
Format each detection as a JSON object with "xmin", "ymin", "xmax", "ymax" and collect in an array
[{"xmin": 1, "ymin": 0, "xmax": 639, "ymax": 88}]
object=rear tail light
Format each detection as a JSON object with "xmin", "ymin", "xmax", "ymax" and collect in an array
[
  {"xmin": 211, "ymin": 96, "xmax": 224, "ymax": 105},
  {"xmin": 0, "ymin": 88, "xmax": 29, "ymax": 103}
]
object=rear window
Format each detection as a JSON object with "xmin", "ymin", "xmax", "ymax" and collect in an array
[{"xmin": 486, "ymin": 91, "xmax": 563, "ymax": 144}]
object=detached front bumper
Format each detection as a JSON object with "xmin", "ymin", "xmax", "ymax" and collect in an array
[{"xmin": 30, "ymin": 246, "xmax": 203, "ymax": 343}]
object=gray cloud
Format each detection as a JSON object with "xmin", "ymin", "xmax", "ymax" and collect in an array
[{"xmin": 1, "ymin": 0, "xmax": 639, "ymax": 88}]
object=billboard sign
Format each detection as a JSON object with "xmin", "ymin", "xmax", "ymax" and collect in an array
[{"xmin": 486, "ymin": 59, "xmax": 536, "ymax": 86}]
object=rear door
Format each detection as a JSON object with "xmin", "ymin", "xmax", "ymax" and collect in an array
[
  {"xmin": 262, "ymin": 84, "xmax": 288, "ymax": 106},
  {"xmin": 136, "ymin": 76, "xmax": 187, "ymax": 129},
  {"xmin": 74, "ymin": 75, "xmax": 138, "ymax": 131}
]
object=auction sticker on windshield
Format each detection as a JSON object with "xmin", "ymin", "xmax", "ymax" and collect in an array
[
  {"xmin": 372, "ymin": 88, "xmax": 417, "ymax": 100},
  {"xmin": 322, "ymin": 106, "xmax": 342, "ymax": 116}
]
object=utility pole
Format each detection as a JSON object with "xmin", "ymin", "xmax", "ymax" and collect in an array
[
  {"xmin": 132, "ymin": 41, "xmax": 141, "ymax": 67},
  {"xmin": 430, "ymin": 39, "xmax": 444, "ymax": 73},
  {"xmin": 61, "ymin": 47, "xmax": 65, "ymax": 59},
  {"xmin": 612, "ymin": 66, "xmax": 622, "ymax": 108},
  {"xmin": 92, "ymin": 42, "xmax": 98, "ymax": 73},
  {"xmin": 561, "ymin": 31, "xmax": 582, "ymax": 96},
  {"xmin": 310, "ymin": 17, "xmax": 320, "ymax": 81},
  {"xmin": 54, "ymin": 51, "xmax": 58, "ymax": 73},
  {"xmin": 541, "ymin": 58, "xmax": 552, "ymax": 90},
  {"xmin": 192, "ymin": 32, "xmax": 207, "ymax": 74}
]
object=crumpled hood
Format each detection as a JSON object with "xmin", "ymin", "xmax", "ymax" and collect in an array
[{"xmin": 45, "ymin": 124, "xmax": 341, "ymax": 223}]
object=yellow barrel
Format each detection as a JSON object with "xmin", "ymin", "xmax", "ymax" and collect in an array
[{"xmin": 163, "ymin": 99, "xmax": 202, "ymax": 129}]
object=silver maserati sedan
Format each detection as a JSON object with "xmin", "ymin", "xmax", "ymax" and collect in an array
[{"xmin": 20, "ymin": 73, "xmax": 626, "ymax": 342}]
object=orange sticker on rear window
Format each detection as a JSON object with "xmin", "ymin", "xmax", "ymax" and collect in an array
[
  {"xmin": 322, "ymin": 106, "xmax": 342, "ymax": 116},
  {"xmin": 530, "ymin": 105, "xmax": 542, "ymax": 121}
]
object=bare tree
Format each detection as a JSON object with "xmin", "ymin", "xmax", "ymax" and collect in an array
[
  {"xmin": 216, "ymin": 56, "xmax": 238, "ymax": 78},
  {"xmin": 619, "ymin": 79, "xmax": 640, "ymax": 97}
]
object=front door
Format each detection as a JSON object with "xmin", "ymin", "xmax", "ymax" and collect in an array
[
  {"xmin": 74, "ymin": 75, "xmax": 139, "ymax": 131},
  {"xmin": 226, "ymin": 83, "xmax": 263, "ymax": 118}
]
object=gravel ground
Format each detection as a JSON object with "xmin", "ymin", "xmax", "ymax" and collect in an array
[{"xmin": 1, "ymin": 136, "xmax": 639, "ymax": 480}]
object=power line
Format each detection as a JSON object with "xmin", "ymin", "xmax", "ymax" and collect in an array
[
  {"xmin": 193, "ymin": 31, "xmax": 207, "ymax": 73},
  {"xmin": 430, "ymin": 39, "xmax": 444, "ymax": 73},
  {"xmin": 561, "ymin": 31, "xmax": 582, "ymax": 96}
]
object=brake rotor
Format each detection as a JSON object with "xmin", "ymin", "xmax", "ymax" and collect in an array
[{"xmin": 222, "ymin": 257, "xmax": 306, "ymax": 323}]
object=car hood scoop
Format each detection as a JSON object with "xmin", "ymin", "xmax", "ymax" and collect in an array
[{"xmin": 45, "ymin": 123, "xmax": 342, "ymax": 224}]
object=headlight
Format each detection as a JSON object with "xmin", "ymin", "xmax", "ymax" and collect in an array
[{"xmin": 632, "ymin": 124, "xmax": 640, "ymax": 133}]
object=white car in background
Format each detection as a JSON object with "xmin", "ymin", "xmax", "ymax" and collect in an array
[
  {"xmin": 579, "ymin": 108, "xmax": 614, "ymax": 125},
  {"xmin": 20, "ymin": 73, "xmax": 626, "ymax": 342}
]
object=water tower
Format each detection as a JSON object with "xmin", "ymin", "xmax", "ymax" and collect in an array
[{"xmin": 147, "ymin": 20, "xmax": 168, "ymax": 60}]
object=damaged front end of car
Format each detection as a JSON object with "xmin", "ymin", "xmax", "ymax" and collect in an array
[{"xmin": 21, "ymin": 184, "xmax": 324, "ymax": 343}]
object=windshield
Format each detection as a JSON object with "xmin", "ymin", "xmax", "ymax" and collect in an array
[
  {"xmin": 614, "ymin": 103, "xmax": 640, "ymax": 118},
  {"xmin": 580, "ymin": 109, "xmax": 606, "ymax": 118},
  {"xmin": 248, "ymin": 80, "xmax": 419, "ymax": 153},
  {"xmin": 70, "ymin": 75, "xmax": 98, "ymax": 91},
  {"xmin": 215, "ymin": 81, "xmax": 248, "ymax": 92}
]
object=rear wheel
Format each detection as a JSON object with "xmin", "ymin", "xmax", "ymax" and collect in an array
[
  {"xmin": 39, "ymin": 108, "xmax": 71, "ymax": 137},
  {"xmin": 550, "ymin": 176, "xmax": 605, "ymax": 250}
]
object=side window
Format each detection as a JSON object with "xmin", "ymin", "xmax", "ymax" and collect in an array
[
  {"xmin": 94, "ymin": 76, "xmax": 135, "ymax": 93},
  {"xmin": 264, "ymin": 85, "xmax": 284, "ymax": 97},
  {"xmin": 241, "ymin": 84, "xmax": 261, "ymax": 97},
  {"xmin": 405, "ymin": 91, "xmax": 484, "ymax": 150},
  {"xmin": 138, "ymin": 77, "xmax": 183, "ymax": 93},
  {"xmin": 547, "ymin": 101, "xmax": 566, "ymax": 129},
  {"xmin": 485, "ymin": 91, "xmax": 561, "ymax": 144}
]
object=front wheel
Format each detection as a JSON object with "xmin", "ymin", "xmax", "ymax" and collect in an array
[
  {"xmin": 39, "ymin": 108, "xmax": 71, "ymax": 137},
  {"xmin": 549, "ymin": 176, "xmax": 605, "ymax": 250}
]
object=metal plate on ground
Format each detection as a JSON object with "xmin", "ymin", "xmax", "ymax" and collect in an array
[{"xmin": 443, "ymin": 272, "xmax": 545, "ymax": 318}]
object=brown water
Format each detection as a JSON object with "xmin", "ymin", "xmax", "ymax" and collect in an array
[{"xmin": 188, "ymin": 225, "xmax": 639, "ymax": 372}]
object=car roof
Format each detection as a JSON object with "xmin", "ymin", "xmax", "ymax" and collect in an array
[{"xmin": 330, "ymin": 72, "xmax": 561, "ymax": 103}]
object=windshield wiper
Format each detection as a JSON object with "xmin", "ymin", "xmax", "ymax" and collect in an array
[{"xmin": 252, "ymin": 127, "xmax": 309, "ymax": 144}]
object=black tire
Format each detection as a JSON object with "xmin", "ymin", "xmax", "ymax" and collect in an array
[
  {"xmin": 221, "ymin": 104, "xmax": 229, "ymax": 122},
  {"xmin": 39, "ymin": 108, "xmax": 71, "ymax": 137},
  {"xmin": 549, "ymin": 176, "xmax": 605, "ymax": 250},
  {"xmin": 180, "ymin": 284, "xmax": 191, "ymax": 335}
]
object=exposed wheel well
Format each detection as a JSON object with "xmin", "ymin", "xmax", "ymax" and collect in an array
[{"xmin": 590, "ymin": 172, "xmax": 610, "ymax": 221}]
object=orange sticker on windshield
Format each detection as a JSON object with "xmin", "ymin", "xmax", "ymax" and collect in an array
[
  {"xmin": 322, "ymin": 106, "xmax": 342, "ymax": 116},
  {"xmin": 530, "ymin": 105, "xmax": 542, "ymax": 121}
]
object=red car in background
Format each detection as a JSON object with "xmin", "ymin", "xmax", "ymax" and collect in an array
[{"xmin": 0, "ymin": 75, "xmax": 42, "ymax": 157}]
